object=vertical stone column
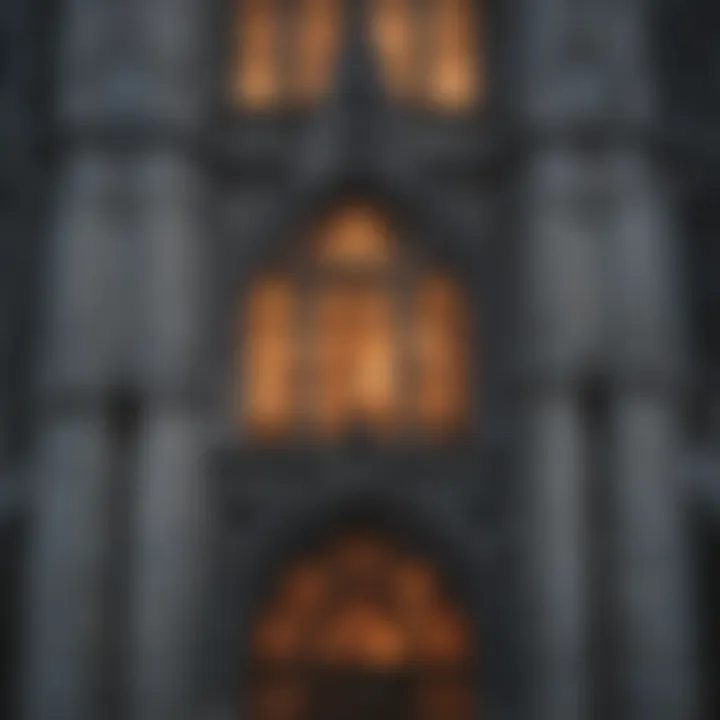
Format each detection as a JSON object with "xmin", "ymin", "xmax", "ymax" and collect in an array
[
  {"xmin": 608, "ymin": 154, "xmax": 698, "ymax": 720},
  {"xmin": 132, "ymin": 408, "xmax": 207, "ymax": 720},
  {"xmin": 516, "ymin": 1, "xmax": 700, "ymax": 717},
  {"xmin": 520, "ymin": 147, "xmax": 599, "ymax": 720},
  {"xmin": 127, "ymin": 2, "xmax": 211, "ymax": 719},
  {"xmin": 25, "ymin": 412, "xmax": 114, "ymax": 720},
  {"xmin": 23, "ymin": 2, "xmax": 132, "ymax": 717},
  {"xmin": 576, "ymin": 1, "xmax": 697, "ymax": 716},
  {"xmin": 515, "ymin": 1, "xmax": 613, "ymax": 716}
]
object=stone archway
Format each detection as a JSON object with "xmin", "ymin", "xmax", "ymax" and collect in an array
[{"xmin": 250, "ymin": 529, "xmax": 475, "ymax": 720}]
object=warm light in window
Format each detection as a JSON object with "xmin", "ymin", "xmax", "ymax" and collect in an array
[
  {"xmin": 370, "ymin": 0, "xmax": 483, "ymax": 110},
  {"xmin": 277, "ymin": 562, "xmax": 328, "ymax": 616},
  {"xmin": 414, "ymin": 275, "xmax": 469, "ymax": 440},
  {"xmin": 313, "ymin": 204, "xmax": 396, "ymax": 267},
  {"xmin": 294, "ymin": 0, "xmax": 341, "ymax": 103},
  {"xmin": 317, "ymin": 599, "xmax": 408, "ymax": 666},
  {"xmin": 312, "ymin": 282, "xmax": 398, "ymax": 440},
  {"xmin": 233, "ymin": 0, "xmax": 340, "ymax": 109},
  {"xmin": 239, "ymin": 203, "xmax": 472, "ymax": 444},
  {"xmin": 233, "ymin": 0, "xmax": 483, "ymax": 112},
  {"xmin": 235, "ymin": 0, "xmax": 279, "ymax": 108},
  {"xmin": 251, "ymin": 531, "xmax": 474, "ymax": 720},
  {"xmin": 239, "ymin": 277, "xmax": 296, "ymax": 440},
  {"xmin": 370, "ymin": 0, "xmax": 416, "ymax": 101},
  {"xmin": 428, "ymin": 0, "xmax": 480, "ymax": 109}
]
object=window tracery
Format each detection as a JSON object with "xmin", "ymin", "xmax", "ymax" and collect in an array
[
  {"xmin": 236, "ymin": 201, "xmax": 472, "ymax": 444},
  {"xmin": 234, "ymin": 0, "xmax": 341, "ymax": 108},
  {"xmin": 250, "ymin": 531, "xmax": 474, "ymax": 720},
  {"xmin": 232, "ymin": 0, "xmax": 484, "ymax": 111},
  {"xmin": 371, "ymin": 0, "xmax": 482, "ymax": 109}
]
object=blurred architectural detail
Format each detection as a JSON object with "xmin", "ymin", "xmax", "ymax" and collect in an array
[
  {"xmin": 251, "ymin": 530, "xmax": 473, "ymax": 720},
  {"xmin": 234, "ymin": 0, "xmax": 481, "ymax": 110},
  {"xmin": 238, "ymin": 202, "xmax": 470, "ymax": 443},
  {"xmin": 234, "ymin": 0, "xmax": 341, "ymax": 108},
  {"xmin": 370, "ymin": 0, "xmax": 482, "ymax": 108},
  {"xmin": 370, "ymin": 0, "xmax": 416, "ymax": 102},
  {"xmin": 427, "ymin": 0, "xmax": 480, "ymax": 109},
  {"xmin": 235, "ymin": 0, "xmax": 279, "ymax": 107},
  {"xmin": 294, "ymin": 0, "xmax": 342, "ymax": 104},
  {"xmin": 241, "ymin": 276, "xmax": 296, "ymax": 440},
  {"xmin": 516, "ymin": 0, "xmax": 700, "ymax": 712},
  {"xmin": 0, "ymin": 1, "xmax": 718, "ymax": 720}
]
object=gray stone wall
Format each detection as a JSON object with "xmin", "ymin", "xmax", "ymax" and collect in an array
[
  {"xmin": 516, "ymin": 0, "xmax": 698, "ymax": 718},
  {"xmin": 23, "ymin": 2, "xmax": 213, "ymax": 719},
  {"xmin": 16, "ymin": 1, "xmax": 714, "ymax": 720}
]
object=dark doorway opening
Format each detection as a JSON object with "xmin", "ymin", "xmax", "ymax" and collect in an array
[{"xmin": 309, "ymin": 667, "xmax": 412, "ymax": 720}]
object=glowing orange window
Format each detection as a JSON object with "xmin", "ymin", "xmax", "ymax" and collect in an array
[
  {"xmin": 428, "ymin": 0, "xmax": 482, "ymax": 110},
  {"xmin": 237, "ymin": 201, "xmax": 473, "ymax": 444},
  {"xmin": 294, "ymin": 0, "xmax": 342, "ymax": 104},
  {"xmin": 233, "ymin": 0, "xmax": 341, "ymax": 109},
  {"xmin": 234, "ymin": 0, "xmax": 279, "ymax": 108},
  {"xmin": 232, "ymin": 1, "xmax": 484, "ymax": 112},
  {"xmin": 371, "ymin": 0, "xmax": 484, "ymax": 110}
]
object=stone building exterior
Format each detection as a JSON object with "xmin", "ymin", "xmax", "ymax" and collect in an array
[{"xmin": 0, "ymin": 1, "xmax": 718, "ymax": 720}]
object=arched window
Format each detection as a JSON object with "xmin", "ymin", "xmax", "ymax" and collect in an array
[
  {"xmin": 236, "ymin": 201, "xmax": 472, "ymax": 444},
  {"xmin": 251, "ymin": 530, "xmax": 474, "ymax": 720},
  {"xmin": 233, "ymin": 0, "xmax": 341, "ymax": 109},
  {"xmin": 231, "ymin": 1, "xmax": 484, "ymax": 111},
  {"xmin": 370, "ymin": 0, "xmax": 483, "ymax": 110}
]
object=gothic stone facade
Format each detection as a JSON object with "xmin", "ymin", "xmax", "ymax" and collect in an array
[{"xmin": 1, "ymin": 1, "xmax": 719, "ymax": 720}]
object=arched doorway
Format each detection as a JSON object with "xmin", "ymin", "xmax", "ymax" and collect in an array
[{"xmin": 250, "ymin": 529, "xmax": 475, "ymax": 720}]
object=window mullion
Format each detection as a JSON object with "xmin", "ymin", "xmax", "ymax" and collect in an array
[
  {"xmin": 395, "ymin": 259, "xmax": 419, "ymax": 445},
  {"xmin": 413, "ymin": 0, "xmax": 432, "ymax": 106},
  {"xmin": 279, "ymin": 0, "xmax": 296, "ymax": 107},
  {"xmin": 293, "ymin": 257, "xmax": 317, "ymax": 441}
]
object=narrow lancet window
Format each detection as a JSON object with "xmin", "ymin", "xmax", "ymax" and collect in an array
[
  {"xmin": 294, "ymin": 0, "xmax": 342, "ymax": 104},
  {"xmin": 233, "ymin": 0, "xmax": 341, "ymax": 109},
  {"xmin": 428, "ymin": 0, "xmax": 481, "ymax": 109},
  {"xmin": 235, "ymin": 0, "xmax": 280, "ymax": 108},
  {"xmin": 370, "ymin": 0, "xmax": 483, "ymax": 110}
]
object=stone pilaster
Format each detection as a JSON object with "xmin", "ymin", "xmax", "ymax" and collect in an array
[
  {"xmin": 24, "ymin": 126, "xmax": 130, "ymax": 720},
  {"xmin": 24, "ymin": 413, "xmax": 114, "ymax": 720},
  {"xmin": 519, "ymin": 146, "xmax": 600, "ymax": 720},
  {"xmin": 22, "ymin": 1, "xmax": 148, "ymax": 717},
  {"xmin": 130, "ymin": 408, "xmax": 207, "ymax": 720},
  {"xmin": 515, "ymin": 0, "xmax": 700, "ymax": 716},
  {"xmin": 128, "ymin": 152, "xmax": 210, "ymax": 720},
  {"xmin": 516, "ymin": 1, "xmax": 614, "ymax": 715},
  {"xmin": 126, "ymin": 2, "xmax": 211, "ymax": 720},
  {"xmin": 607, "ymin": 153, "xmax": 698, "ymax": 720}
]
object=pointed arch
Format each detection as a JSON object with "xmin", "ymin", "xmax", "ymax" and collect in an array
[
  {"xmin": 250, "ymin": 527, "xmax": 475, "ymax": 720},
  {"xmin": 235, "ymin": 199, "xmax": 473, "ymax": 444}
]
